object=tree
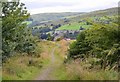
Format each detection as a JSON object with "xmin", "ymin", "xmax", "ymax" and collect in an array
[
  {"xmin": 2, "ymin": 1, "xmax": 38, "ymax": 60},
  {"xmin": 47, "ymin": 33, "xmax": 53, "ymax": 41},
  {"xmin": 68, "ymin": 17, "xmax": 119, "ymax": 70},
  {"xmin": 69, "ymin": 31, "xmax": 91, "ymax": 58}
]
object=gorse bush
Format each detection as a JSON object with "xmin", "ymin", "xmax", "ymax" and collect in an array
[
  {"xmin": 68, "ymin": 17, "xmax": 120, "ymax": 70},
  {"xmin": 2, "ymin": 1, "xmax": 39, "ymax": 60}
]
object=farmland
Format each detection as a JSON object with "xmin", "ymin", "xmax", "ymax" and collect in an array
[{"xmin": 56, "ymin": 22, "xmax": 92, "ymax": 30}]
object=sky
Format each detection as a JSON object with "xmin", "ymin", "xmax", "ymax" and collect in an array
[{"xmin": 20, "ymin": 0, "xmax": 120, "ymax": 15}]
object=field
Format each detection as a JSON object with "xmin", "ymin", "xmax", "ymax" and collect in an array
[
  {"xmin": 23, "ymin": 21, "xmax": 32, "ymax": 25},
  {"xmin": 57, "ymin": 22, "xmax": 92, "ymax": 30}
]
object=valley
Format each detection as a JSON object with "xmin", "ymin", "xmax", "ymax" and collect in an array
[
  {"xmin": 27, "ymin": 7, "xmax": 118, "ymax": 41},
  {"xmin": 2, "ymin": 1, "xmax": 119, "ymax": 80}
]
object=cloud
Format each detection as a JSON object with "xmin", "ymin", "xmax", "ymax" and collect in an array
[{"xmin": 20, "ymin": 0, "xmax": 119, "ymax": 14}]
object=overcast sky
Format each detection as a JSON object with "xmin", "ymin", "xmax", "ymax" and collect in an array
[{"xmin": 20, "ymin": 0, "xmax": 119, "ymax": 15}]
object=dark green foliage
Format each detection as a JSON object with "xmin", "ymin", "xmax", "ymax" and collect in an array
[
  {"xmin": 2, "ymin": 2, "xmax": 39, "ymax": 60},
  {"xmin": 69, "ymin": 31, "xmax": 91, "ymax": 58},
  {"xmin": 47, "ymin": 33, "xmax": 53, "ymax": 41},
  {"xmin": 86, "ymin": 21, "xmax": 92, "ymax": 25},
  {"xmin": 68, "ymin": 17, "xmax": 119, "ymax": 70},
  {"xmin": 69, "ymin": 41, "xmax": 78, "ymax": 57}
]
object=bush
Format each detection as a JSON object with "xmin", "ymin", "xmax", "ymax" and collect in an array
[{"xmin": 68, "ymin": 17, "xmax": 119, "ymax": 70}]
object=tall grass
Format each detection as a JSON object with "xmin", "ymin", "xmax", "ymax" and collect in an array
[
  {"xmin": 2, "ymin": 53, "xmax": 50, "ymax": 80},
  {"xmin": 2, "ymin": 41, "xmax": 54, "ymax": 80},
  {"xmin": 52, "ymin": 40, "xmax": 118, "ymax": 80}
]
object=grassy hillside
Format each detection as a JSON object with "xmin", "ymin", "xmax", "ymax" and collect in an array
[
  {"xmin": 30, "ymin": 7, "xmax": 118, "ymax": 41},
  {"xmin": 69, "ymin": 7, "xmax": 118, "ymax": 21},
  {"xmin": 30, "ymin": 7, "xmax": 117, "ymax": 30},
  {"xmin": 31, "ymin": 7, "xmax": 117, "ymax": 24},
  {"xmin": 31, "ymin": 12, "xmax": 84, "ymax": 22}
]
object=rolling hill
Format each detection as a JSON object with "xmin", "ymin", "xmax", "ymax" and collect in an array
[
  {"xmin": 30, "ymin": 12, "xmax": 85, "ymax": 23},
  {"xmin": 29, "ymin": 7, "xmax": 117, "ymax": 28},
  {"xmin": 29, "ymin": 7, "xmax": 118, "ymax": 40}
]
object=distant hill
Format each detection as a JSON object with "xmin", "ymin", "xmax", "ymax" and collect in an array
[
  {"xmin": 29, "ymin": 7, "xmax": 118, "ymax": 29},
  {"xmin": 31, "ymin": 7, "xmax": 117, "ymax": 26},
  {"xmin": 68, "ymin": 7, "xmax": 118, "ymax": 21},
  {"xmin": 30, "ymin": 12, "xmax": 85, "ymax": 22},
  {"xmin": 55, "ymin": 7, "xmax": 118, "ymax": 30},
  {"xmin": 30, "ymin": 7, "xmax": 118, "ymax": 40}
]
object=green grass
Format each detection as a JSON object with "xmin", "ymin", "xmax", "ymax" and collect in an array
[
  {"xmin": 2, "ymin": 55, "xmax": 50, "ymax": 80},
  {"xmin": 3, "ymin": 41, "xmax": 118, "ymax": 80},
  {"xmin": 2, "ymin": 41, "xmax": 54, "ymax": 80},
  {"xmin": 3, "ymin": 66, "xmax": 42, "ymax": 80},
  {"xmin": 23, "ymin": 21, "xmax": 32, "ymax": 25},
  {"xmin": 57, "ymin": 22, "xmax": 92, "ymax": 30},
  {"xmin": 60, "ymin": 61, "xmax": 118, "ymax": 80},
  {"xmin": 52, "ymin": 65, "xmax": 68, "ymax": 80},
  {"xmin": 90, "ymin": 16, "xmax": 114, "ymax": 22},
  {"xmin": 2, "ymin": 41, "xmax": 57, "ymax": 80},
  {"xmin": 52, "ymin": 46, "xmax": 118, "ymax": 80},
  {"xmin": 63, "ymin": 57, "xmax": 119, "ymax": 80}
]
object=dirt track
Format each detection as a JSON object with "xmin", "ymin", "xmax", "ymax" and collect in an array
[{"xmin": 35, "ymin": 44, "xmax": 62, "ymax": 80}]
